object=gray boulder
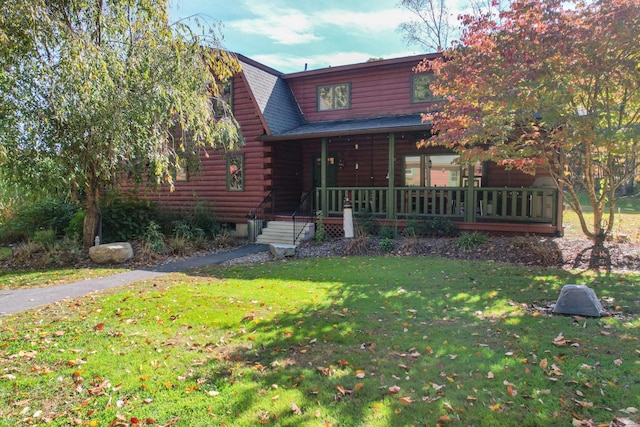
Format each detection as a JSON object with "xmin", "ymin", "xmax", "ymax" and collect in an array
[
  {"xmin": 89, "ymin": 242, "xmax": 134, "ymax": 264},
  {"xmin": 552, "ymin": 284, "xmax": 605, "ymax": 317},
  {"xmin": 269, "ymin": 243, "xmax": 296, "ymax": 259}
]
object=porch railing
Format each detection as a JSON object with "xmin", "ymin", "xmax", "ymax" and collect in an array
[{"xmin": 315, "ymin": 186, "xmax": 558, "ymax": 225}]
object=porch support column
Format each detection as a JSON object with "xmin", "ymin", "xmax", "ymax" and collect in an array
[
  {"xmin": 387, "ymin": 133, "xmax": 396, "ymax": 219},
  {"xmin": 321, "ymin": 137, "xmax": 328, "ymax": 217},
  {"xmin": 465, "ymin": 164, "xmax": 475, "ymax": 223}
]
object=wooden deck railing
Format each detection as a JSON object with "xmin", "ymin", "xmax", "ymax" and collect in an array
[{"xmin": 315, "ymin": 186, "xmax": 558, "ymax": 226}]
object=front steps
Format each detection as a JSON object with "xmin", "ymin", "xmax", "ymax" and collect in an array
[{"xmin": 255, "ymin": 221, "xmax": 314, "ymax": 245}]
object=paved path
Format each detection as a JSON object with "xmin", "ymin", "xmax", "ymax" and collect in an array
[{"xmin": 0, "ymin": 244, "xmax": 268, "ymax": 316}]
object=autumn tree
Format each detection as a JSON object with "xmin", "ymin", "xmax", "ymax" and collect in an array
[
  {"xmin": 0, "ymin": 0, "xmax": 242, "ymax": 248},
  {"xmin": 419, "ymin": 0, "xmax": 640, "ymax": 245}
]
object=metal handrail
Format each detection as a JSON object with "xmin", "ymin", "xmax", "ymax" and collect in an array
[
  {"xmin": 248, "ymin": 191, "xmax": 274, "ymax": 241},
  {"xmin": 292, "ymin": 190, "xmax": 313, "ymax": 245}
]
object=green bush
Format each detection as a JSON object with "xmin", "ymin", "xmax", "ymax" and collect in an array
[
  {"xmin": 32, "ymin": 229, "xmax": 57, "ymax": 251},
  {"xmin": 455, "ymin": 231, "xmax": 488, "ymax": 250},
  {"xmin": 424, "ymin": 217, "xmax": 458, "ymax": 237},
  {"xmin": 355, "ymin": 211, "xmax": 377, "ymax": 236},
  {"xmin": 101, "ymin": 194, "xmax": 159, "ymax": 243},
  {"xmin": 379, "ymin": 225, "xmax": 398, "ymax": 240},
  {"xmin": 64, "ymin": 209, "xmax": 85, "ymax": 242},
  {"xmin": 0, "ymin": 198, "xmax": 78, "ymax": 243},
  {"xmin": 378, "ymin": 237, "xmax": 395, "ymax": 252},
  {"xmin": 141, "ymin": 221, "xmax": 166, "ymax": 254}
]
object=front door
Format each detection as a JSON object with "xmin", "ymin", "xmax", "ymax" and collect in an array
[{"xmin": 312, "ymin": 153, "xmax": 338, "ymax": 188}]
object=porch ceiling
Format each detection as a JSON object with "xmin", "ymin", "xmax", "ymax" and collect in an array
[{"xmin": 258, "ymin": 114, "xmax": 432, "ymax": 142}]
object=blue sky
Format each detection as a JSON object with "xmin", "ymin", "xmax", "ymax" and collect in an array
[{"xmin": 169, "ymin": 0, "xmax": 439, "ymax": 73}]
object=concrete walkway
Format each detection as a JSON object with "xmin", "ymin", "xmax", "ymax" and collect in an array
[{"xmin": 0, "ymin": 244, "xmax": 268, "ymax": 316}]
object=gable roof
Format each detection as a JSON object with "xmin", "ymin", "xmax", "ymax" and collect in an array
[{"xmin": 236, "ymin": 54, "xmax": 305, "ymax": 136}]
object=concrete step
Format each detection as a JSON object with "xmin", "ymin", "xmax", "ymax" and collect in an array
[{"xmin": 255, "ymin": 221, "xmax": 314, "ymax": 245}]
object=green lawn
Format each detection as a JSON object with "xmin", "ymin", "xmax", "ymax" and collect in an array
[
  {"xmin": 562, "ymin": 194, "xmax": 640, "ymax": 242},
  {"xmin": 1, "ymin": 257, "xmax": 638, "ymax": 426},
  {"xmin": 0, "ymin": 267, "xmax": 127, "ymax": 290}
]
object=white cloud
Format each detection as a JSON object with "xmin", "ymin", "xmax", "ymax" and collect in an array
[
  {"xmin": 229, "ymin": 3, "xmax": 322, "ymax": 45},
  {"xmin": 313, "ymin": 8, "xmax": 414, "ymax": 34}
]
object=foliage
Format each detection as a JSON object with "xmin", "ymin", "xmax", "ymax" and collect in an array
[
  {"xmin": 140, "ymin": 221, "xmax": 166, "ymax": 255},
  {"xmin": 9, "ymin": 237, "xmax": 83, "ymax": 269},
  {"xmin": 424, "ymin": 216, "xmax": 458, "ymax": 236},
  {"xmin": 64, "ymin": 209, "xmax": 85, "ymax": 242},
  {"xmin": 0, "ymin": 198, "xmax": 78, "ymax": 243},
  {"xmin": 32, "ymin": 229, "xmax": 57, "ymax": 251},
  {"xmin": 378, "ymin": 237, "xmax": 396, "ymax": 252},
  {"xmin": 378, "ymin": 225, "xmax": 398, "ymax": 240},
  {"xmin": 0, "ymin": 257, "xmax": 638, "ymax": 426},
  {"xmin": 455, "ymin": 231, "xmax": 488, "ymax": 250},
  {"xmin": 101, "ymin": 195, "xmax": 159, "ymax": 243},
  {"xmin": 0, "ymin": 247, "xmax": 12, "ymax": 261},
  {"xmin": 313, "ymin": 211, "xmax": 331, "ymax": 243},
  {"xmin": 419, "ymin": 0, "xmax": 640, "ymax": 245},
  {"xmin": 354, "ymin": 210, "xmax": 377, "ymax": 236},
  {"xmin": 0, "ymin": 0, "xmax": 243, "ymax": 248}
]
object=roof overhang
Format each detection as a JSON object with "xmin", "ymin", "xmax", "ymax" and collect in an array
[{"xmin": 258, "ymin": 114, "xmax": 432, "ymax": 142}]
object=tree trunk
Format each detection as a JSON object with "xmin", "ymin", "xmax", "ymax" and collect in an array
[{"xmin": 82, "ymin": 185, "xmax": 101, "ymax": 249}]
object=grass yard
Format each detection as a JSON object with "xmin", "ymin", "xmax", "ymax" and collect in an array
[
  {"xmin": 0, "ymin": 257, "xmax": 638, "ymax": 426},
  {"xmin": 562, "ymin": 194, "xmax": 640, "ymax": 242},
  {"xmin": 0, "ymin": 267, "xmax": 127, "ymax": 290}
]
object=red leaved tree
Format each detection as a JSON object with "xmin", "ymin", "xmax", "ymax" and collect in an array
[{"xmin": 419, "ymin": 0, "xmax": 640, "ymax": 245}]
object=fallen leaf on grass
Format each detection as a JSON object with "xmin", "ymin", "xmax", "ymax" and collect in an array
[
  {"xmin": 291, "ymin": 402, "xmax": 302, "ymax": 415},
  {"xmin": 388, "ymin": 385, "xmax": 401, "ymax": 394},
  {"xmin": 399, "ymin": 396, "xmax": 414, "ymax": 403}
]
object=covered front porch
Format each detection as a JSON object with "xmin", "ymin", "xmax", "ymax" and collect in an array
[{"xmin": 261, "ymin": 116, "xmax": 563, "ymax": 241}]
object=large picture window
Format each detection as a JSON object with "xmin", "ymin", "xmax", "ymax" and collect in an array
[
  {"xmin": 226, "ymin": 152, "xmax": 244, "ymax": 191},
  {"xmin": 404, "ymin": 154, "xmax": 461, "ymax": 187},
  {"xmin": 317, "ymin": 83, "xmax": 351, "ymax": 111}
]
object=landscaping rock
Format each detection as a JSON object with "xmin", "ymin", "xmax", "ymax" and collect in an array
[
  {"xmin": 552, "ymin": 284, "xmax": 605, "ymax": 317},
  {"xmin": 269, "ymin": 243, "xmax": 296, "ymax": 259},
  {"xmin": 89, "ymin": 242, "xmax": 134, "ymax": 264}
]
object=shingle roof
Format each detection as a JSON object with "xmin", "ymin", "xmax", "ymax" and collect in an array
[
  {"xmin": 237, "ymin": 58, "xmax": 305, "ymax": 135},
  {"xmin": 260, "ymin": 114, "xmax": 432, "ymax": 141}
]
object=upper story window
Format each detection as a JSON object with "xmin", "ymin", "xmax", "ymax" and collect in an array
[
  {"xmin": 411, "ymin": 73, "xmax": 436, "ymax": 103},
  {"xmin": 317, "ymin": 83, "xmax": 351, "ymax": 111},
  {"xmin": 213, "ymin": 78, "xmax": 234, "ymax": 118}
]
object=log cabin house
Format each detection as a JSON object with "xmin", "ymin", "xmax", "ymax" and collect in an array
[{"xmin": 144, "ymin": 52, "xmax": 563, "ymax": 244}]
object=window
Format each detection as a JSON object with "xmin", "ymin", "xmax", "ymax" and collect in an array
[
  {"xmin": 404, "ymin": 154, "xmax": 461, "ymax": 187},
  {"xmin": 411, "ymin": 73, "xmax": 436, "ymax": 103},
  {"xmin": 226, "ymin": 152, "xmax": 244, "ymax": 191},
  {"xmin": 213, "ymin": 78, "xmax": 234, "ymax": 118},
  {"xmin": 175, "ymin": 165, "xmax": 188, "ymax": 182},
  {"xmin": 317, "ymin": 83, "xmax": 351, "ymax": 111}
]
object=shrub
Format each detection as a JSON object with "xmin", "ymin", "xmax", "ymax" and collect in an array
[
  {"xmin": 32, "ymin": 229, "xmax": 57, "ymax": 251},
  {"xmin": 101, "ymin": 194, "xmax": 159, "ymax": 243},
  {"xmin": 141, "ymin": 221, "xmax": 166, "ymax": 254},
  {"xmin": 167, "ymin": 236, "xmax": 189, "ymax": 256},
  {"xmin": 424, "ymin": 217, "xmax": 458, "ymax": 237},
  {"xmin": 455, "ymin": 231, "xmax": 488, "ymax": 250},
  {"xmin": 379, "ymin": 225, "xmax": 398, "ymax": 240},
  {"xmin": 313, "ymin": 211, "xmax": 331, "ymax": 243},
  {"xmin": 65, "ymin": 209, "xmax": 85, "ymax": 242},
  {"xmin": 0, "ymin": 198, "xmax": 78, "ymax": 243},
  {"xmin": 378, "ymin": 237, "xmax": 395, "ymax": 252},
  {"xmin": 354, "ymin": 211, "xmax": 377, "ymax": 236}
]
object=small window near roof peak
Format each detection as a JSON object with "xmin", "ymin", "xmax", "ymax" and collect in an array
[{"xmin": 317, "ymin": 83, "xmax": 351, "ymax": 111}]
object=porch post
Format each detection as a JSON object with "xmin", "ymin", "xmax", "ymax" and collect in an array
[
  {"xmin": 465, "ymin": 164, "xmax": 475, "ymax": 223},
  {"xmin": 387, "ymin": 132, "xmax": 396, "ymax": 219},
  {"xmin": 321, "ymin": 137, "xmax": 328, "ymax": 217}
]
